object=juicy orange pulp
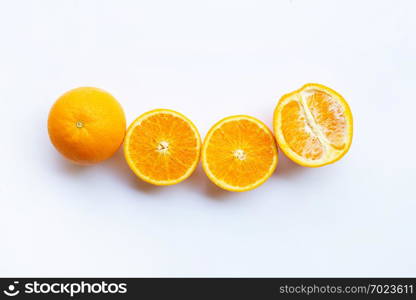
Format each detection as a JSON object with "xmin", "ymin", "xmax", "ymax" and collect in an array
[
  {"xmin": 274, "ymin": 83, "xmax": 353, "ymax": 167},
  {"xmin": 124, "ymin": 109, "xmax": 201, "ymax": 185},
  {"xmin": 202, "ymin": 115, "xmax": 278, "ymax": 192}
]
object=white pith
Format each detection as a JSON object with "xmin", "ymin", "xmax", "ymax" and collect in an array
[
  {"xmin": 156, "ymin": 141, "xmax": 170, "ymax": 154},
  {"xmin": 233, "ymin": 149, "xmax": 247, "ymax": 160}
]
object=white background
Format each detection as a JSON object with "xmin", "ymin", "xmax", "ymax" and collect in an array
[{"xmin": 0, "ymin": 0, "xmax": 415, "ymax": 277}]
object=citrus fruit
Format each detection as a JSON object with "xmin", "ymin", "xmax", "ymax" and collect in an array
[
  {"xmin": 48, "ymin": 87, "xmax": 126, "ymax": 165},
  {"xmin": 274, "ymin": 83, "xmax": 353, "ymax": 167},
  {"xmin": 124, "ymin": 109, "xmax": 201, "ymax": 185},
  {"xmin": 202, "ymin": 115, "xmax": 278, "ymax": 192}
]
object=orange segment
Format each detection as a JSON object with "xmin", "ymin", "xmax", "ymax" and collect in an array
[
  {"xmin": 124, "ymin": 109, "xmax": 201, "ymax": 185},
  {"xmin": 306, "ymin": 89, "xmax": 347, "ymax": 149},
  {"xmin": 202, "ymin": 115, "xmax": 278, "ymax": 192},
  {"xmin": 281, "ymin": 100, "xmax": 323, "ymax": 160},
  {"xmin": 274, "ymin": 83, "xmax": 353, "ymax": 167}
]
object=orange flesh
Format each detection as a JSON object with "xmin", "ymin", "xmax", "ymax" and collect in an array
[
  {"xmin": 204, "ymin": 118, "xmax": 277, "ymax": 189},
  {"xmin": 306, "ymin": 90, "xmax": 347, "ymax": 149},
  {"xmin": 281, "ymin": 101, "xmax": 323, "ymax": 160},
  {"xmin": 126, "ymin": 112, "xmax": 200, "ymax": 183}
]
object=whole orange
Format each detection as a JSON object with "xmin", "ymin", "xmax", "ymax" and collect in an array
[{"xmin": 48, "ymin": 87, "xmax": 126, "ymax": 164}]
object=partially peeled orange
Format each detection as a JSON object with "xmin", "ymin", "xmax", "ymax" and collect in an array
[{"xmin": 274, "ymin": 83, "xmax": 353, "ymax": 167}]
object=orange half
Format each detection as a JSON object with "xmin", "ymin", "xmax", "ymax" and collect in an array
[
  {"xmin": 124, "ymin": 109, "xmax": 201, "ymax": 185},
  {"xmin": 274, "ymin": 83, "xmax": 353, "ymax": 167},
  {"xmin": 202, "ymin": 115, "xmax": 278, "ymax": 192}
]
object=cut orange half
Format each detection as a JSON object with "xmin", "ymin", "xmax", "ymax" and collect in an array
[
  {"xmin": 202, "ymin": 115, "xmax": 278, "ymax": 192},
  {"xmin": 124, "ymin": 109, "xmax": 201, "ymax": 185},
  {"xmin": 274, "ymin": 83, "xmax": 353, "ymax": 167}
]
